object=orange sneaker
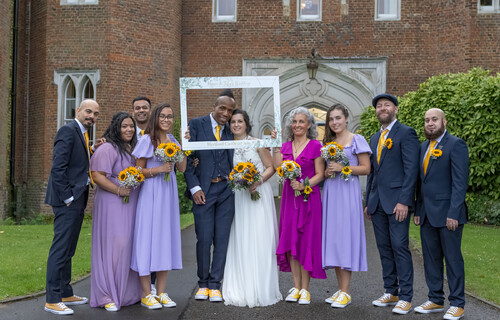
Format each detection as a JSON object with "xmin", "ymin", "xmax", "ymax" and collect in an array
[
  {"xmin": 194, "ymin": 287, "xmax": 209, "ymax": 300},
  {"xmin": 44, "ymin": 302, "xmax": 74, "ymax": 315}
]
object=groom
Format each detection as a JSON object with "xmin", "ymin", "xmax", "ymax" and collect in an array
[{"xmin": 184, "ymin": 89, "xmax": 236, "ymax": 302}]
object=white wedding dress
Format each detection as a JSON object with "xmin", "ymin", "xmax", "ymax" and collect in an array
[{"xmin": 222, "ymin": 144, "xmax": 282, "ymax": 307}]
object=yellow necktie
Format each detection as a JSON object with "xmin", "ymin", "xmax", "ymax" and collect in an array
[
  {"xmin": 215, "ymin": 125, "xmax": 221, "ymax": 141},
  {"xmin": 140, "ymin": 130, "xmax": 144, "ymax": 136},
  {"xmin": 84, "ymin": 132, "xmax": 95, "ymax": 187},
  {"xmin": 377, "ymin": 129, "xmax": 389, "ymax": 164},
  {"xmin": 423, "ymin": 140, "xmax": 437, "ymax": 175}
]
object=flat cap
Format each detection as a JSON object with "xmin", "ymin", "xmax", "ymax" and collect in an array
[{"xmin": 372, "ymin": 93, "xmax": 398, "ymax": 107}]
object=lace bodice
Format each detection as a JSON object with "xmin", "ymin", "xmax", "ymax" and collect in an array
[{"xmin": 233, "ymin": 138, "xmax": 265, "ymax": 173}]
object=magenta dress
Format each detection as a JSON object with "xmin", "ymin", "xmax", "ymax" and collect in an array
[
  {"xmin": 130, "ymin": 134, "xmax": 182, "ymax": 276},
  {"xmin": 321, "ymin": 134, "xmax": 371, "ymax": 272},
  {"xmin": 90, "ymin": 143, "xmax": 142, "ymax": 309},
  {"xmin": 277, "ymin": 140, "xmax": 326, "ymax": 279}
]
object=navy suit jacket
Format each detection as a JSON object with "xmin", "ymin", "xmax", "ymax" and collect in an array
[
  {"xmin": 415, "ymin": 132, "xmax": 469, "ymax": 227},
  {"xmin": 184, "ymin": 114, "xmax": 234, "ymax": 198},
  {"xmin": 45, "ymin": 120, "xmax": 91, "ymax": 207},
  {"xmin": 366, "ymin": 120, "xmax": 420, "ymax": 214}
]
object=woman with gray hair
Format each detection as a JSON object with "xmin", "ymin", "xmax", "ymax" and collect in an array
[{"xmin": 272, "ymin": 106, "xmax": 326, "ymax": 305}]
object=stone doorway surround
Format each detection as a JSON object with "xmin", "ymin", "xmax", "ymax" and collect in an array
[{"xmin": 242, "ymin": 58, "xmax": 387, "ymax": 137}]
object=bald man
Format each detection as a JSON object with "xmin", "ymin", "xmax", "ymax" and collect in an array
[
  {"xmin": 45, "ymin": 99, "xmax": 103, "ymax": 315},
  {"xmin": 414, "ymin": 108, "xmax": 469, "ymax": 320}
]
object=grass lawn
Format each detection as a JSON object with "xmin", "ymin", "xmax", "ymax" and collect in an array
[
  {"xmin": 0, "ymin": 212, "xmax": 194, "ymax": 301},
  {"xmin": 409, "ymin": 223, "xmax": 500, "ymax": 305}
]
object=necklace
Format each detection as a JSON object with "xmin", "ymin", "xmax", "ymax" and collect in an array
[{"xmin": 293, "ymin": 139, "xmax": 309, "ymax": 154}]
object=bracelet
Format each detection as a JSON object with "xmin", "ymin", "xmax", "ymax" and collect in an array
[
  {"xmin": 117, "ymin": 186, "xmax": 121, "ymax": 196},
  {"xmin": 149, "ymin": 168, "xmax": 153, "ymax": 177}
]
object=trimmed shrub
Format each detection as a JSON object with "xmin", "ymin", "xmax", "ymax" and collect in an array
[{"xmin": 359, "ymin": 68, "xmax": 500, "ymax": 200}]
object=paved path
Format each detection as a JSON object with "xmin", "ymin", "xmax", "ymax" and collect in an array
[{"xmin": 1, "ymin": 213, "xmax": 499, "ymax": 319}]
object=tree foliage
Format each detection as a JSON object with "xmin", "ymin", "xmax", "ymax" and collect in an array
[{"xmin": 359, "ymin": 68, "xmax": 500, "ymax": 199}]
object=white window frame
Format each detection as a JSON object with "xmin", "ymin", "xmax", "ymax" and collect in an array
[
  {"xmin": 213, "ymin": 0, "xmax": 237, "ymax": 22},
  {"xmin": 478, "ymin": 0, "xmax": 500, "ymax": 13},
  {"xmin": 61, "ymin": 0, "xmax": 98, "ymax": 5},
  {"xmin": 54, "ymin": 70, "xmax": 100, "ymax": 142},
  {"xmin": 297, "ymin": 0, "xmax": 322, "ymax": 21},
  {"xmin": 375, "ymin": 0, "xmax": 401, "ymax": 21}
]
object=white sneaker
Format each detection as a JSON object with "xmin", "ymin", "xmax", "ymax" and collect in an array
[
  {"xmin": 325, "ymin": 290, "xmax": 341, "ymax": 304},
  {"xmin": 331, "ymin": 291, "xmax": 351, "ymax": 308},
  {"xmin": 158, "ymin": 293, "xmax": 176, "ymax": 308},
  {"xmin": 104, "ymin": 302, "xmax": 118, "ymax": 312},
  {"xmin": 285, "ymin": 287, "xmax": 300, "ymax": 302},
  {"xmin": 298, "ymin": 289, "xmax": 311, "ymax": 305}
]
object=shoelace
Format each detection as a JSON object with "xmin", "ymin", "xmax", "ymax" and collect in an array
[
  {"xmin": 159, "ymin": 293, "xmax": 172, "ymax": 302},
  {"xmin": 145, "ymin": 295, "xmax": 159, "ymax": 305},
  {"xmin": 337, "ymin": 292, "xmax": 348, "ymax": 301},
  {"xmin": 379, "ymin": 293, "xmax": 393, "ymax": 301},
  {"xmin": 288, "ymin": 288, "xmax": 298, "ymax": 294},
  {"xmin": 396, "ymin": 300, "xmax": 410, "ymax": 308},
  {"xmin": 421, "ymin": 301, "xmax": 434, "ymax": 308},
  {"xmin": 447, "ymin": 306, "xmax": 459, "ymax": 314},
  {"xmin": 211, "ymin": 290, "xmax": 222, "ymax": 297},
  {"xmin": 55, "ymin": 302, "xmax": 69, "ymax": 310}
]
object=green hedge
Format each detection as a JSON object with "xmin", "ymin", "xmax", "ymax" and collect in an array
[
  {"xmin": 359, "ymin": 68, "xmax": 500, "ymax": 225},
  {"xmin": 173, "ymin": 119, "xmax": 193, "ymax": 215}
]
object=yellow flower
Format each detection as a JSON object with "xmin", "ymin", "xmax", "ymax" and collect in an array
[
  {"xmin": 229, "ymin": 171, "xmax": 235, "ymax": 180},
  {"xmin": 432, "ymin": 149, "xmax": 443, "ymax": 157},
  {"xmin": 277, "ymin": 166, "xmax": 284, "ymax": 177},
  {"xmin": 285, "ymin": 162, "xmax": 294, "ymax": 171},
  {"xmin": 243, "ymin": 173, "xmax": 253, "ymax": 181},
  {"xmin": 136, "ymin": 174, "xmax": 144, "ymax": 182},
  {"xmin": 304, "ymin": 186, "xmax": 312, "ymax": 195},
  {"xmin": 165, "ymin": 146, "xmax": 176, "ymax": 157},
  {"xmin": 176, "ymin": 145, "xmax": 181, "ymax": 151},
  {"xmin": 342, "ymin": 166, "xmax": 352, "ymax": 175},
  {"xmin": 249, "ymin": 168, "xmax": 258, "ymax": 176},
  {"xmin": 246, "ymin": 162, "xmax": 255, "ymax": 169},
  {"xmin": 158, "ymin": 143, "xmax": 166, "ymax": 149},
  {"xmin": 184, "ymin": 150, "xmax": 192, "ymax": 156},
  {"xmin": 128, "ymin": 167, "xmax": 138, "ymax": 175},
  {"xmin": 118, "ymin": 172, "xmax": 127, "ymax": 181},
  {"xmin": 328, "ymin": 147, "xmax": 337, "ymax": 156},
  {"xmin": 235, "ymin": 163, "xmax": 246, "ymax": 173},
  {"xmin": 385, "ymin": 138, "xmax": 393, "ymax": 149}
]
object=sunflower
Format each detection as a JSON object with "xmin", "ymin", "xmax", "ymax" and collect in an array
[
  {"xmin": 136, "ymin": 174, "xmax": 144, "ymax": 182},
  {"xmin": 175, "ymin": 145, "xmax": 181, "ymax": 151},
  {"xmin": 246, "ymin": 162, "xmax": 255, "ymax": 169},
  {"xmin": 342, "ymin": 166, "xmax": 352, "ymax": 175},
  {"xmin": 118, "ymin": 172, "xmax": 127, "ymax": 181},
  {"xmin": 229, "ymin": 171, "xmax": 235, "ymax": 181},
  {"xmin": 285, "ymin": 162, "xmax": 294, "ymax": 171},
  {"xmin": 243, "ymin": 173, "xmax": 253, "ymax": 181},
  {"xmin": 235, "ymin": 163, "xmax": 246, "ymax": 173},
  {"xmin": 328, "ymin": 147, "xmax": 337, "ymax": 156},
  {"xmin": 385, "ymin": 138, "xmax": 393, "ymax": 149},
  {"xmin": 128, "ymin": 167, "xmax": 138, "ymax": 175},
  {"xmin": 304, "ymin": 186, "xmax": 313, "ymax": 195},
  {"xmin": 184, "ymin": 150, "xmax": 192, "ymax": 156},
  {"xmin": 158, "ymin": 143, "xmax": 166, "ymax": 149},
  {"xmin": 249, "ymin": 168, "xmax": 258, "ymax": 176},
  {"xmin": 432, "ymin": 149, "xmax": 443, "ymax": 157},
  {"xmin": 165, "ymin": 146, "xmax": 176, "ymax": 156},
  {"xmin": 277, "ymin": 166, "xmax": 284, "ymax": 177}
]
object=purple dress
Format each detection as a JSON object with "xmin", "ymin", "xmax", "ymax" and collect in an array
[
  {"xmin": 322, "ymin": 134, "xmax": 371, "ymax": 272},
  {"xmin": 131, "ymin": 134, "xmax": 182, "ymax": 276},
  {"xmin": 90, "ymin": 143, "xmax": 141, "ymax": 309},
  {"xmin": 277, "ymin": 140, "xmax": 326, "ymax": 279}
]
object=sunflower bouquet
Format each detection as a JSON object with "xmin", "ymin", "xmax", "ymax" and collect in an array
[
  {"xmin": 228, "ymin": 161, "xmax": 262, "ymax": 201},
  {"xmin": 321, "ymin": 142, "xmax": 351, "ymax": 180},
  {"xmin": 118, "ymin": 166, "xmax": 145, "ymax": 203},
  {"xmin": 277, "ymin": 160, "xmax": 302, "ymax": 197},
  {"xmin": 154, "ymin": 142, "xmax": 185, "ymax": 181}
]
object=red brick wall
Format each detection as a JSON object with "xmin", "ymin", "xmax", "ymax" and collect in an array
[
  {"xmin": 0, "ymin": 0, "xmax": 13, "ymax": 218},
  {"xmin": 181, "ymin": 0, "xmax": 499, "ymax": 110}
]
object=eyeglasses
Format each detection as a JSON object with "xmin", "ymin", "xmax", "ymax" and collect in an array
[{"xmin": 159, "ymin": 114, "xmax": 174, "ymax": 120}]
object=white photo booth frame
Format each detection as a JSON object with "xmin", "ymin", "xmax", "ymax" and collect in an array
[{"xmin": 180, "ymin": 76, "xmax": 282, "ymax": 150}]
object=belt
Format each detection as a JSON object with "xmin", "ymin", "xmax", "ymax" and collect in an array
[{"xmin": 211, "ymin": 177, "xmax": 223, "ymax": 183}]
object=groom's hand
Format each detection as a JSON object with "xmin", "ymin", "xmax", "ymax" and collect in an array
[{"xmin": 193, "ymin": 190, "xmax": 206, "ymax": 205}]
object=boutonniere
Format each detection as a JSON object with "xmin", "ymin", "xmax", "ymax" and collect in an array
[
  {"xmin": 431, "ymin": 145, "xmax": 443, "ymax": 159},
  {"xmin": 383, "ymin": 138, "xmax": 393, "ymax": 150}
]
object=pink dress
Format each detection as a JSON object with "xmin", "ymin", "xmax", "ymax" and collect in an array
[{"xmin": 276, "ymin": 140, "xmax": 326, "ymax": 279}]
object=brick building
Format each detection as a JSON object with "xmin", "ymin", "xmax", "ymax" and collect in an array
[{"xmin": 1, "ymin": 0, "xmax": 499, "ymax": 217}]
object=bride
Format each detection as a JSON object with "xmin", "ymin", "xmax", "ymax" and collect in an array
[{"xmin": 222, "ymin": 109, "xmax": 282, "ymax": 307}]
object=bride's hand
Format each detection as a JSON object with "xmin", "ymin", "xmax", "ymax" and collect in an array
[{"xmin": 249, "ymin": 181, "xmax": 262, "ymax": 193}]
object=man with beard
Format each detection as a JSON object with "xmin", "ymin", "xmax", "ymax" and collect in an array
[
  {"xmin": 45, "ymin": 99, "xmax": 102, "ymax": 315},
  {"xmin": 364, "ymin": 93, "xmax": 420, "ymax": 315},
  {"xmin": 132, "ymin": 96, "xmax": 152, "ymax": 140},
  {"xmin": 413, "ymin": 108, "xmax": 468, "ymax": 320}
]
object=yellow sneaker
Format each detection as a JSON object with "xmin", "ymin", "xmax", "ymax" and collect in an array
[
  {"xmin": 285, "ymin": 287, "xmax": 300, "ymax": 302},
  {"xmin": 331, "ymin": 291, "xmax": 351, "ymax": 308},
  {"xmin": 443, "ymin": 306, "xmax": 465, "ymax": 320},
  {"xmin": 158, "ymin": 293, "xmax": 176, "ymax": 308},
  {"xmin": 414, "ymin": 300, "xmax": 444, "ymax": 314},
  {"xmin": 392, "ymin": 300, "xmax": 412, "ymax": 314},
  {"xmin": 44, "ymin": 302, "xmax": 74, "ymax": 315},
  {"xmin": 141, "ymin": 294, "xmax": 162, "ymax": 310},
  {"xmin": 209, "ymin": 289, "xmax": 223, "ymax": 302},
  {"xmin": 372, "ymin": 293, "xmax": 399, "ymax": 307},
  {"xmin": 325, "ymin": 290, "xmax": 341, "ymax": 304},
  {"xmin": 194, "ymin": 287, "xmax": 209, "ymax": 300},
  {"xmin": 298, "ymin": 289, "xmax": 311, "ymax": 305},
  {"xmin": 61, "ymin": 295, "xmax": 88, "ymax": 305},
  {"xmin": 104, "ymin": 302, "xmax": 118, "ymax": 312}
]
